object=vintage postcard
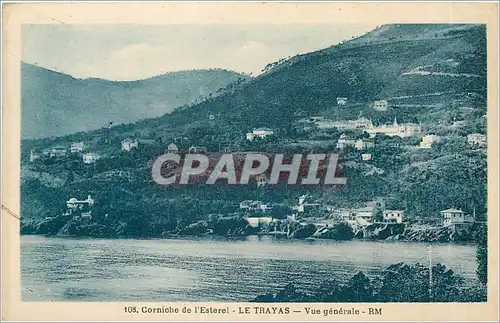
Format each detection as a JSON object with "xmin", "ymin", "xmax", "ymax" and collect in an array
[{"xmin": 1, "ymin": 1, "xmax": 499, "ymax": 322}]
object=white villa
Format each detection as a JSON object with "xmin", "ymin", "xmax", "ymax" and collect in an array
[
  {"xmin": 373, "ymin": 100, "xmax": 389, "ymax": 111},
  {"xmin": 420, "ymin": 134, "xmax": 441, "ymax": 149},
  {"xmin": 83, "ymin": 152, "xmax": 100, "ymax": 164},
  {"xmin": 121, "ymin": 138, "xmax": 139, "ymax": 151},
  {"xmin": 246, "ymin": 128, "xmax": 274, "ymax": 141},
  {"xmin": 440, "ymin": 208, "xmax": 474, "ymax": 231},
  {"xmin": 70, "ymin": 142, "xmax": 85, "ymax": 153},
  {"xmin": 66, "ymin": 195, "xmax": 95, "ymax": 219},
  {"xmin": 382, "ymin": 210, "xmax": 404, "ymax": 224},
  {"xmin": 337, "ymin": 97, "xmax": 348, "ymax": 105},
  {"xmin": 467, "ymin": 133, "xmax": 487, "ymax": 147}
]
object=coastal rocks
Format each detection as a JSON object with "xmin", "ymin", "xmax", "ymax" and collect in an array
[
  {"xmin": 289, "ymin": 224, "xmax": 316, "ymax": 239},
  {"xmin": 57, "ymin": 220, "xmax": 115, "ymax": 237},
  {"xmin": 312, "ymin": 223, "xmax": 355, "ymax": 240},
  {"xmin": 20, "ymin": 217, "xmax": 67, "ymax": 236}
]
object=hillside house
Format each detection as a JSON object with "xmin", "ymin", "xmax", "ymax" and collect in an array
[
  {"xmin": 122, "ymin": 138, "xmax": 139, "ymax": 151},
  {"xmin": 336, "ymin": 134, "xmax": 356, "ymax": 149},
  {"xmin": 355, "ymin": 138, "xmax": 375, "ymax": 150},
  {"xmin": 166, "ymin": 143, "xmax": 179, "ymax": 153},
  {"xmin": 336, "ymin": 97, "xmax": 348, "ymax": 105},
  {"xmin": 467, "ymin": 133, "xmax": 486, "ymax": 147},
  {"xmin": 246, "ymin": 128, "xmax": 274, "ymax": 141},
  {"xmin": 420, "ymin": 134, "xmax": 441, "ymax": 149},
  {"xmin": 83, "ymin": 152, "xmax": 100, "ymax": 164},
  {"xmin": 361, "ymin": 153, "xmax": 372, "ymax": 161},
  {"xmin": 440, "ymin": 208, "xmax": 474, "ymax": 231},
  {"xmin": 382, "ymin": 210, "xmax": 404, "ymax": 224},
  {"xmin": 50, "ymin": 146, "xmax": 68, "ymax": 158},
  {"xmin": 66, "ymin": 195, "xmax": 95, "ymax": 219},
  {"xmin": 373, "ymin": 100, "xmax": 389, "ymax": 111},
  {"xmin": 70, "ymin": 142, "xmax": 85, "ymax": 153},
  {"xmin": 188, "ymin": 146, "xmax": 208, "ymax": 154}
]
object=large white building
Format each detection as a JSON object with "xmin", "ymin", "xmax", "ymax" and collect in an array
[
  {"xmin": 246, "ymin": 128, "xmax": 274, "ymax": 141},
  {"xmin": 315, "ymin": 117, "xmax": 373, "ymax": 130},
  {"xmin": 365, "ymin": 118, "xmax": 421, "ymax": 138}
]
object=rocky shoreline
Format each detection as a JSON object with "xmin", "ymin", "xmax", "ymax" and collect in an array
[{"xmin": 20, "ymin": 216, "xmax": 477, "ymax": 243}]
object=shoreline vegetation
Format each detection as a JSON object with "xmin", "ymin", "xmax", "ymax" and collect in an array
[{"xmin": 250, "ymin": 262, "xmax": 487, "ymax": 303}]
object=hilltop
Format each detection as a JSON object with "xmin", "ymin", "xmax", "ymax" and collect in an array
[{"xmin": 21, "ymin": 62, "xmax": 250, "ymax": 139}]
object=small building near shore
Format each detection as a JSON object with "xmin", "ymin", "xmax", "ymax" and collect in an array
[
  {"xmin": 440, "ymin": 208, "xmax": 474, "ymax": 231},
  {"xmin": 245, "ymin": 216, "xmax": 274, "ymax": 228},
  {"xmin": 382, "ymin": 210, "xmax": 404, "ymax": 224}
]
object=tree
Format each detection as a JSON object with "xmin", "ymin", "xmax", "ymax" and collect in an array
[{"xmin": 476, "ymin": 224, "xmax": 487, "ymax": 285}]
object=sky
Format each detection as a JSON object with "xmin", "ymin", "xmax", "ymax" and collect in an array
[{"xmin": 22, "ymin": 24, "xmax": 378, "ymax": 81}]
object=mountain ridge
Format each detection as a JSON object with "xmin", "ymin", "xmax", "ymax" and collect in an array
[{"xmin": 21, "ymin": 62, "xmax": 250, "ymax": 139}]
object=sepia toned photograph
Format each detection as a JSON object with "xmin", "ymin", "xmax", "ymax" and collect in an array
[{"xmin": 2, "ymin": 2, "xmax": 499, "ymax": 322}]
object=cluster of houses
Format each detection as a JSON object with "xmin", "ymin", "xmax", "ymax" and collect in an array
[
  {"xmin": 239, "ymin": 193, "xmax": 477, "ymax": 233},
  {"xmin": 29, "ymin": 141, "xmax": 102, "ymax": 165}
]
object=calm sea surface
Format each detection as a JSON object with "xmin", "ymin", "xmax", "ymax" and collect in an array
[{"xmin": 21, "ymin": 235, "xmax": 477, "ymax": 301}]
